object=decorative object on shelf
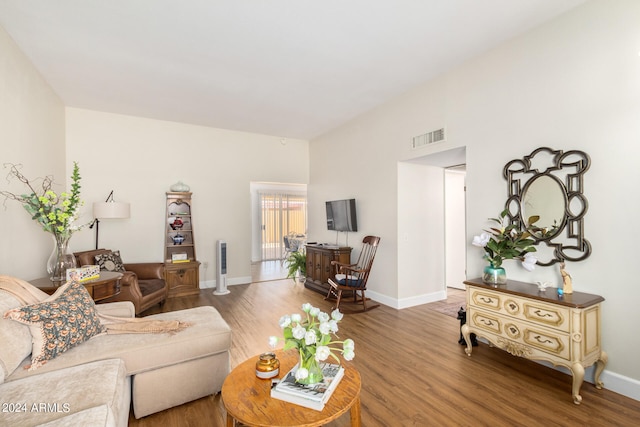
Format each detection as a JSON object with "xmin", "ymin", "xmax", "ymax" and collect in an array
[
  {"xmin": 482, "ymin": 263, "xmax": 507, "ymax": 285},
  {"xmin": 171, "ymin": 252, "xmax": 188, "ymax": 262},
  {"xmin": 559, "ymin": 262, "xmax": 573, "ymax": 294},
  {"xmin": 472, "ymin": 209, "xmax": 537, "ymax": 285},
  {"xmin": 171, "ymin": 233, "xmax": 185, "ymax": 245},
  {"xmin": 170, "ymin": 216, "xmax": 184, "ymax": 230},
  {"xmin": 269, "ymin": 303, "xmax": 354, "ymax": 385},
  {"xmin": 170, "ymin": 181, "xmax": 190, "ymax": 192},
  {"xmin": 255, "ymin": 352, "xmax": 280, "ymax": 379},
  {"xmin": 47, "ymin": 234, "xmax": 77, "ymax": 282},
  {"xmin": 90, "ymin": 190, "xmax": 130, "ymax": 250},
  {"xmin": 65, "ymin": 265, "xmax": 100, "ymax": 282},
  {"xmin": 536, "ymin": 281, "xmax": 551, "ymax": 292},
  {"xmin": 0, "ymin": 162, "xmax": 89, "ymax": 281}
]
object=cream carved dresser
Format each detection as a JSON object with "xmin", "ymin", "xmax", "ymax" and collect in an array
[{"xmin": 461, "ymin": 278, "xmax": 607, "ymax": 404}]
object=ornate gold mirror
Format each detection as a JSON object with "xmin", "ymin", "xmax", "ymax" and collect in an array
[{"xmin": 503, "ymin": 147, "xmax": 591, "ymax": 266}]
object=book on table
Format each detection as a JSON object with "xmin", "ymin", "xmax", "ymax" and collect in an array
[{"xmin": 270, "ymin": 362, "xmax": 345, "ymax": 411}]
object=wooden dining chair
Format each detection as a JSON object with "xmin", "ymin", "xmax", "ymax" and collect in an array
[{"xmin": 326, "ymin": 235, "xmax": 380, "ymax": 312}]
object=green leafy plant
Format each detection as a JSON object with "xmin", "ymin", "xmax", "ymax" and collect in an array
[
  {"xmin": 472, "ymin": 209, "xmax": 537, "ymax": 270},
  {"xmin": 1, "ymin": 162, "xmax": 86, "ymax": 238},
  {"xmin": 285, "ymin": 250, "xmax": 307, "ymax": 280}
]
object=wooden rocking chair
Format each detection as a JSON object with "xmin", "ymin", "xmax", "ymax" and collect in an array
[{"xmin": 326, "ymin": 235, "xmax": 380, "ymax": 312}]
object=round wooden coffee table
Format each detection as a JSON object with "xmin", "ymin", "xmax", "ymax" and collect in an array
[{"xmin": 222, "ymin": 349, "xmax": 361, "ymax": 427}]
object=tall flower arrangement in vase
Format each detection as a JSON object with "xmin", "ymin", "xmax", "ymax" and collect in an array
[
  {"xmin": 1, "ymin": 162, "xmax": 87, "ymax": 280},
  {"xmin": 472, "ymin": 209, "xmax": 537, "ymax": 284},
  {"xmin": 269, "ymin": 303, "xmax": 354, "ymax": 385}
]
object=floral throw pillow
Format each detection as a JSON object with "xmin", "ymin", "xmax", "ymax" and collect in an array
[
  {"xmin": 3, "ymin": 280, "xmax": 105, "ymax": 370},
  {"xmin": 94, "ymin": 250, "xmax": 126, "ymax": 272}
]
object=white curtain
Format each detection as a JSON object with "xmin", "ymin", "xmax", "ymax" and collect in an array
[{"xmin": 258, "ymin": 191, "xmax": 307, "ymax": 260}]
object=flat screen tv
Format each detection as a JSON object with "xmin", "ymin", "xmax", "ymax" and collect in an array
[{"xmin": 326, "ymin": 199, "xmax": 358, "ymax": 232}]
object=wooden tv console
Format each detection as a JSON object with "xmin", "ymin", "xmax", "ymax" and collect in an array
[{"xmin": 304, "ymin": 244, "xmax": 352, "ymax": 295}]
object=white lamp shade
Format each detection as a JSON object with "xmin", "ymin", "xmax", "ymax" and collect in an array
[{"xmin": 93, "ymin": 201, "xmax": 130, "ymax": 219}]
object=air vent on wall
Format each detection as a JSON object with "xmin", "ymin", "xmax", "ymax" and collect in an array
[{"xmin": 411, "ymin": 128, "xmax": 445, "ymax": 149}]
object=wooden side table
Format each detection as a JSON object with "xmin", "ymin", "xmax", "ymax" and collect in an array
[
  {"xmin": 30, "ymin": 271, "xmax": 122, "ymax": 302},
  {"xmin": 222, "ymin": 349, "xmax": 361, "ymax": 427}
]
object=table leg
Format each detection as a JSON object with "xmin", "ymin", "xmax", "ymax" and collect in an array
[
  {"xmin": 226, "ymin": 414, "xmax": 235, "ymax": 427},
  {"xmin": 461, "ymin": 324, "xmax": 473, "ymax": 356},
  {"xmin": 594, "ymin": 350, "xmax": 608, "ymax": 389},
  {"xmin": 350, "ymin": 395, "xmax": 361, "ymax": 426},
  {"xmin": 570, "ymin": 362, "xmax": 585, "ymax": 405}
]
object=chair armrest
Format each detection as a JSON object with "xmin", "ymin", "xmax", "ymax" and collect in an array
[
  {"xmin": 95, "ymin": 301, "xmax": 135, "ymax": 318},
  {"xmin": 330, "ymin": 261, "xmax": 356, "ymax": 267},
  {"xmin": 124, "ymin": 263, "xmax": 164, "ymax": 280},
  {"xmin": 335, "ymin": 264, "xmax": 367, "ymax": 275}
]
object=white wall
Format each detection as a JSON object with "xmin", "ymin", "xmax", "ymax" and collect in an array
[
  {"xmin": 0, "ymin": 25, "xmax": 66, "ymax": 279},
  {"xmin": 396, "ymin": 163, "xmax": 445, "ymax": 307},
  {"xmin": 308, "ymin": 0, "xmax": 640, "ymax": 393},
  {"xmin": 65, "ymin": 108, "xmax": 309, "ymax": 286},
  {"xmin": 445, "ymin": 169, "xmax": 466, "ymax": 290}
]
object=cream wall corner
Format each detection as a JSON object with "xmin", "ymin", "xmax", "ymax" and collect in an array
[
  {"xmin": 0, "ymin": 25, "xmax": 66, "ymax": 280},
  {"xmin": 65, "ymin": 108, "xmax": 309, "ymax": 284}
]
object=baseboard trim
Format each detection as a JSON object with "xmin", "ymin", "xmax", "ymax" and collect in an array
[
  {"xmin": 199, "ymin": 276, "xmax": 252, "ymax": 289},
  {"xmin": 367, "ymin": 289, "xmax": 447, "ymax": 309}
]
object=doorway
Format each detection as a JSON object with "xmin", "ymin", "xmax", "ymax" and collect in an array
[
  {"xmin": 445, "ymin": 166, "xmax": 466, "ymax": 290},
  {"xmin": 250, "ymin": 182, "xmax": 307, "ymax": 282},
  {"xmin": 397, "ymin": 146, "xmax": 467, "ymax": 305}
]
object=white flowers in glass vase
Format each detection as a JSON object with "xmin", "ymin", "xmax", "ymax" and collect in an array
[{"xmin": 269, "ymin": 303, "xmax": 354, "ymax": 383}]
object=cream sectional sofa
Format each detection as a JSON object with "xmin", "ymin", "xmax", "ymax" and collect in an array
[{"xmin": 0, "ymin": 278, "xmax": 232, "ymax": 426}]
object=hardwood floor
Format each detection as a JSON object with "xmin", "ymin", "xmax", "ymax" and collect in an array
[{"xmin": 130, "ymin": 280, "xmax": 640, "ymax": 426}]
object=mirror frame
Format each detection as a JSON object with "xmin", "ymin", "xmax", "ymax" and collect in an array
[{"xmin": 503, "ymin": 147, "xmax": 591, "ymax": 266}]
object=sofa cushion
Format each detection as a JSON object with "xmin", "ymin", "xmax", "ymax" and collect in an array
[
  {"xmin": 0, "ymin": 359, "xmax": 129, "ymax": 427},
  {"xmin": 138, "ymin": 278, "xmax": 165, "ymax": 296},
  {"xmin": 4, "ymin": 281, "xmax": 105, "ymax": 370},
  {"xmin": 8, "ymin": 306, "xmax": 232, "ymax": 382},
  {"xmin": 94, "ymin": 250, "xmax": 126, "ymax": 272},
  {"xmin": 0, "ymin": 291, "xmax": 33, "ymax": 383}
]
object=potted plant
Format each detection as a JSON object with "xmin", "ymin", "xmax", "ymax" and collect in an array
[{"xmin": 285, "ymin": 250, "xmax": 307, "ymax": 283}]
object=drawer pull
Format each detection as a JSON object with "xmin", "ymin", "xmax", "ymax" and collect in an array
[
  {"xmin": 479, "ymin": 319, "xmax": 495, "ymax": 326},
  {"xmin": 534, "ymin": 310, "xmax": 552, "ymax": 318},
  {"xmin": 533, "ymin": 335, "xmax": 552, "ymax": 344},
  {"xmin": 479, "ymin": 297, "xmax": 494, "ymax": 304}
]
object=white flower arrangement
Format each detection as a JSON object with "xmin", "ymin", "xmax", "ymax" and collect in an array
[
  {"xmin": 472, "ymin": 209, "xmax": 538, "ymax": 271},
  {"xmin": 270, "ymin": 303, "xmax": 355, "ymax": 382}
]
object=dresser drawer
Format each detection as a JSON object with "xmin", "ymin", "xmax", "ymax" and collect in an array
[
  {"xmin": 469, "ymin": 287, "xmax": 570, "ymax": 333},
  {"xmin": 469, "ymin": 307, "xmax": 570, "ymax": 360}
]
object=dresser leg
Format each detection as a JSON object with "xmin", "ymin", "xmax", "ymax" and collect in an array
[
  {"xmin": 570, "ymin": 362, "xmax": 585, "ymax": 404},
  {"xmin": 461, "ymin": 324, "xmax": 473, "ymax": 356},
  {"xmin": 594, "ymin": 350, "xmax": 608, "ymax": 389}
]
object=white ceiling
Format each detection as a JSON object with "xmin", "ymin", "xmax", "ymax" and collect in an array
[{"xmin": 0, "ymin": 0, "xmax": 586, "ymax": 140}]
